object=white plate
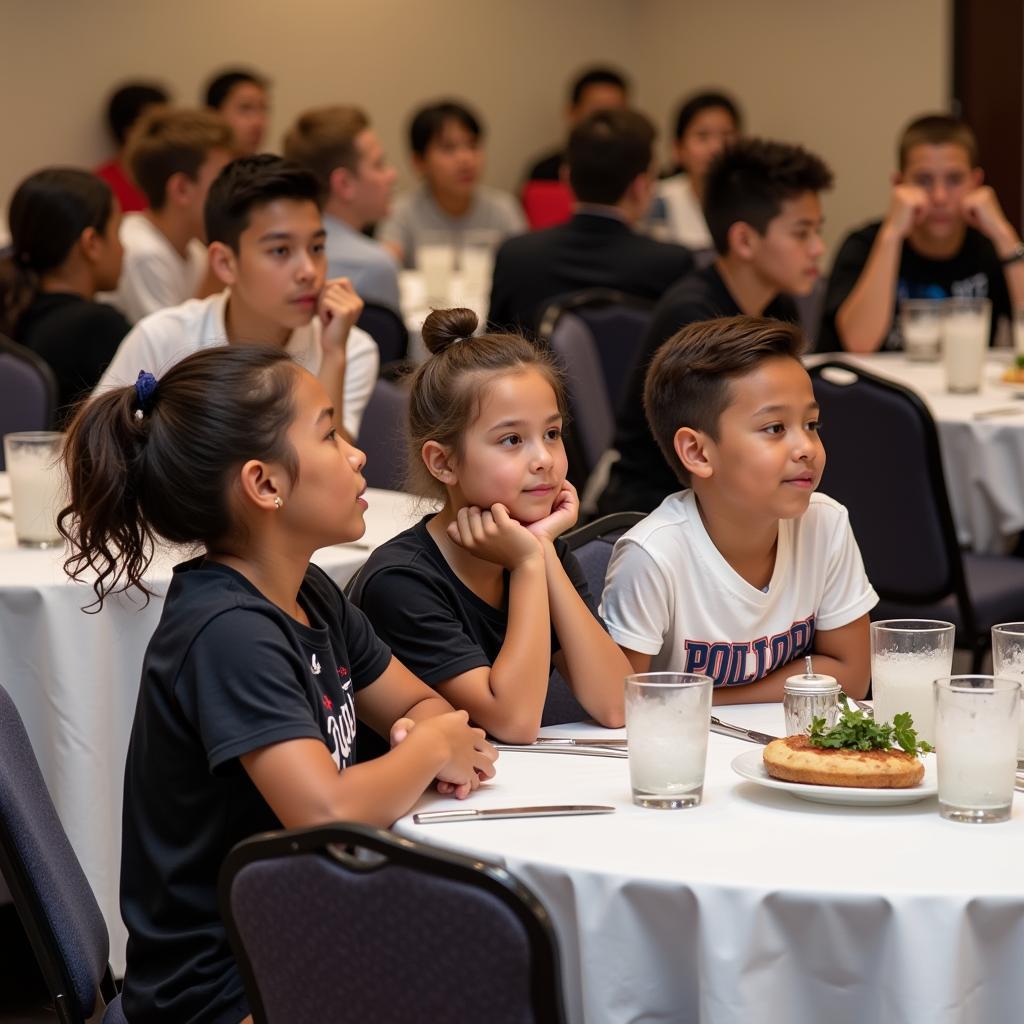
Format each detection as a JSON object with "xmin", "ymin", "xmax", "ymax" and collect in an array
[{"xmin": 730, "ymin": 748, "xmax": 937, "ymax": 806}]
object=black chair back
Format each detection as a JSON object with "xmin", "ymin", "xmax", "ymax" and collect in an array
[
  {"xmin": 357, "ymin": 303, "xmax": 409, "ymax": 368},
  {"xmin": 0, "ymin": 335, "xmax": 57, "ymax": 470},
  {"xmin": 356, "ymin": 377, "xmax": 411, "ymax": 491},
  {"xmin": 809, "ymin": 361, "xmax": 972, "ymax": 621},
  {"xmin": 543, "ymin": 512, "xmax": 644, "ymax": 726},
  {"xmin": 220, "ymin": 823, "xmax": 567, "ymax": 1024},
  {"xmin": 0, "ymin": 685, "xmax": 123, "ymax": 1023}
]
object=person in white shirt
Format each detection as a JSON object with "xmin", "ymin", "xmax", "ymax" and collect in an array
[
  {"xmin": 106, "ymin": 107, "xmax": 234, "ymax": 323},
  {"xmin": 283, "ymin": 105, "xmax": 401, "ymax": 312},
  {"xmin": 377, "ymin": 100, "xmax": 526, "ymax": 269},
  {"xmin": 601, "ymin": 315, "xmax": 876, "ymax": 703},
  {"xmin": 99, "ymin": 156, "xmax": 378, "ymax": 439},
  {"xmin": 652, "ymin": 91, "xmax": 742, "ymax": 253}
]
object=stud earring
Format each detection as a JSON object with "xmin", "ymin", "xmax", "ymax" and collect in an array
[{"xmin": 273, "ymin": 497, "xmax": 283, "ymax": 509}]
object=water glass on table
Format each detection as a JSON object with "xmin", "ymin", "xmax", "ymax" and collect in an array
[
  {"xmin": 417, "ymin": 230, "xmax": 456, "ymax": 307},
  {"xmin": 989, "ymin": 623, "xmax": 1024, "ymax": 758},
  {"xmin": 2, "ymin": 431, "xmax": 65, "ymax": 548},
  {"xmin": 934, "ymin": 676, "xmax": 1020, "ymax": 823},
  {"xmin": 899, "ymin": 297, "xmax": 945, "ymax": 362},
  {"xmin": 942, "ymin": 296, "xmax": 991, "ymax": 393},
  {"xmin": 870, "ymin": 619, "xmax": 955, "ymax": 746},
  {"xmin": 625, "ymin": 672, "xmax": 713, "ymax": 809}
]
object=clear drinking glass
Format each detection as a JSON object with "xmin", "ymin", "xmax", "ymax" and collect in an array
[
  {"xmin": 870, "ymin": 619, "xmax": 955, "ymax": 745},
  {"xmin": 416, "ymin": 229, "xmax": 456, "ymax": 307},
  {"xmin": 989, "ymin": 623, "xmax": 1024, "ymax": 757},
  {"xmin": 942, "ymin": 296, "xmax": 991, "ymax": 393},
  {"xmin": 934, "ymin": 676, "xmax": 1020, "ymax": 823},
  {"xmin": 899, "ymin": 297, "xmax": 945, "ymax": 362},
  {"xmin": 2, "ymin": 431, "xmax": 65, "ymax": 548},
  {"xmin": 625, "ymin": 673, "xmax": 713, "ymax": 809}
]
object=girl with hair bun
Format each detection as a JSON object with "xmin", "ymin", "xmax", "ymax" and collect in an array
[
  {"xmin": 60, "ymin": 345, "xmax": 497, "ymax": 1024},
  {"xmin": 350, "ymin": 308, "xmax": 629, "ymax": 744},
  {"xmin": 1, "ymin": 167, "xmax": 129, "ymax": 422}
]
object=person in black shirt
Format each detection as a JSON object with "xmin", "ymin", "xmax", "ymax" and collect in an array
[
  {"xmin": 1, "ymin": 168, "xmax": 129, "ymax": 423},
  {"xmin": 599, "ymin": 138, "xmax": 833, "ymax": 516},
  {"xmin": 353, "ymin": 308, "xmax": 629, "ymax": 745},
  {"xmin": 820, "ymin": 114, "xmax": 1024, "ymax": 353},
  {"xmin": 59, "ymin": 346, "xmax": 496, "ymax": 1024},
  {"xmin": 490, "ymin": 109, "xmax": 692, "ymax": 334}
]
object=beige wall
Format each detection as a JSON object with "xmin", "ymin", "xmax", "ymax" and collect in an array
[{"xmin": 1, "ymin": 0, "xmax": 950, "ymax": 253}]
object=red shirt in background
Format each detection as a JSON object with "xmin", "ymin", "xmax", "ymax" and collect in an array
[{"xmin": 95, "ymin": 159, "xmax": 148, "ymax": 213}]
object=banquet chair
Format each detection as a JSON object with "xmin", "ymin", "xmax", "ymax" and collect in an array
[
  {"xmin": 538, "ymin": 289, "xmax": 654, "ymax": 415},
  {"xmin": 356, "ymin": 377, "xmax": 411, "ymax": 492},
  {"xmin": 357, "ymin": 302, "xmax": 410, "ymax": 371},
  {"xmin": 810, "ymin": 361, "xmax": 1024, "ymax": 672},
  {"xmin": 0, "ymin": 334, "xmax": 57, "ymax": 470},
  {"xmin": 220, "ymin": 822, "xmax": 567, "ymax": 1024},
  {"xmin": 542, "ymin": 512, "xmax": 645, "ymax": 726},
  {"xmin": 0, "ymin": 685, "xmax": 125, "ymax": 1024}
]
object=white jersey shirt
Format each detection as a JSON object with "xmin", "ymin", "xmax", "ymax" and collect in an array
[
  {"xmin": 600, "ymin": 489, "xmax": 878, "ymax": 687},
  {"xmin": 95, "ymin": 290, "xmax": 379, "ymax": 439}
]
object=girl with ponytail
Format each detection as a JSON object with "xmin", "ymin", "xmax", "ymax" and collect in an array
[
  {"xmin": 60, "ymin": 346, "xmax": 496, "ymax": 1024},
  {"xmin": 2, "ymin": 168, "xmax": 129, "ymax": 422},
  {"xmin": 350, "ymin": 308, "xmax": 629, "ymax": 744}
]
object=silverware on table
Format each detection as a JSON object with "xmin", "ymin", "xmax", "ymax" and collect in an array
[
  {"xmin": 709, "ymin": 716, "xmax": 779, "ymax": 745},
  {"xmin": 493, "ymin": 743, "xmax": 628, "ymax": 758},
  {"xmin": 534, "ymin": 736, "xmax": 627, "ymax": 747},
  {"xmin": 972, "ymin": 405, "xmax": 1024, "ymax": 421},
  {"xmin": 414, "ymin": 804, "xmax": 616, "ymax": 823}
]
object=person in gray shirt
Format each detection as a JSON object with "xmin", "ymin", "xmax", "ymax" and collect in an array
[
  {"xmin": 284, "ymin": 105, "xmax": 401, "ymax": 312},
  {"xmin": 377, "ymin": 100, "xmax": 526, "ymax": 270}
]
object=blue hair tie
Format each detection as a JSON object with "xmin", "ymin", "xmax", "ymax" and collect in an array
[{"xmin": 133, "ymin": 370, "xmax": 159, "ymax": 420}]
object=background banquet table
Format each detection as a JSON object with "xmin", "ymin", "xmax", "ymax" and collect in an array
[
  {"xmin": 0, "ymin": 477, "xmax": 423, "ymax": 973},
  {"xmin": 811, "ymin": 351, "xmax": 1024, "ymax": 554},
  {"xmin": 397, "ymin": 703, "xmax": 1023, "ymax": 1024}
]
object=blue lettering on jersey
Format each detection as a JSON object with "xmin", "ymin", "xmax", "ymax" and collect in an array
[{"xmin": 682, "ymin": 615, "xmax": 816, "ymax": 687}]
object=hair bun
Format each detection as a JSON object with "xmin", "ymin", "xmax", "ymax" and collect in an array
[{"xmin": 422, "ymin": 307, "xmax": 478, "ymax": 355}]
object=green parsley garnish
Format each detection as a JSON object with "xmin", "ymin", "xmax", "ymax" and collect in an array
[
  {"xmin": 807, "ymin": 697, "xmax": 934, "ymax": 758},
  {"xmin": 1016, "ymin": 355, "xmax": 1024, "ymax": 369}
]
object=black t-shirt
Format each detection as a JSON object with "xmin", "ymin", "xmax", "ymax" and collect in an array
[
  {"xmin": 597, "ymin": 264, "xmax": 798, "ymax": 515},
  {"xmin": 350, "ymin": 513, "xmax": 596, "ymax": 690},
  {"xmin": 818, "ymin": 221, "xmax": 1012, "ymax": 352},
  {"xmin": 15, "ymin": 292, "xmax": 130, "ymax": 424},
  {"xmin": 120, "ymin": 558, "xmax": 391, "ymax": 1024}
]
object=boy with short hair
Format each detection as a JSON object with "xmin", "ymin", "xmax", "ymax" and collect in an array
[
  {"xmin": 377, "ymin": 100, "xmax": 526, "ymax": 269},
  {"xmin": 598, "ymin": 138, "xmax": 832, "ymax": 516},
  {"xmin": 108, "ymin": 107, "xmax": 235, "ymax": 323},
  {"xmin": 820, "ymin": 114, "xmax": 1024, "ymax": 352},
  {"xmin": 205, "ymin": 67, "xmax": 270, "ymax": 156},
  {"xmin": 283, "ymin": 105, "xmax": 400, "ymax": 312},
  {"xmin": 601, "ymin": 315, "xmax": 876, "ymax": 702},
  {"xmin": 98, "ymin": 155, "xmax": 378, "ymax": 439}
]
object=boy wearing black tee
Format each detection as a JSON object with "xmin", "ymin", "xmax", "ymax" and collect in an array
[
  {"xmin": 598, "ymin": 139, "xmax": 832, "ymax": 516},
  {"xmin": 819, "ymin": 114, "xmax": 1024, "ymax": 353}
]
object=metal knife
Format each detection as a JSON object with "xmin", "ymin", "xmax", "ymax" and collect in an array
[
  {"xmin": 534, "ymin": 736, "xmax": 628, "ymax": 747},
  {"xmin": 494, "ymin": 743, "xmax": 628, "ymax": 758},
  {"xmin": 414, "ymin": 804, "xmax": 616, "ymax": 824},
  {"xmin": 710, "ymin": 716, "xmax": 779, "ymax": 745}
]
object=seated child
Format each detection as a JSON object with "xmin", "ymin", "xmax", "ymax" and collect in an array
[
  {"xmin": 350, "ymin": 307, "xmax": 628, "ymax": 742},
  {"xmin": 377, "ymin": 101, "xmax": 526, "ymax": 269},
  {"xmin": 61, "ymin": 345, "xmax": 497, "ymax": 1024},
  {"xmin": 820, "ymin": 113, "xmax": 1024, "ymax": 352},
  {"xmin": 97, "ymin": 155, "xmax": 379, "ymax": 439},
  {"xmin": 601, "ymin": 315, "xmax": 876, "ymax": 703},
  {"xmin": 204, "ymin": 67, "xmax": 270, "ymax": 156},
  {"xmin": 106, "ymin": 106, "xmax": 234, "ymax": 323},
  {"xmin": 2, "ymin": 168, "xmax": 129, "ymax": 422}
]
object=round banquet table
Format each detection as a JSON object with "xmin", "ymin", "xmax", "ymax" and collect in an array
[
  {"xmin": 0, "ymin": 477, "xmax": 424, "ymax": 974},
  {"xmin": 396, "ymin": 703, "xmax": 1024, "ymax": 1024},
  {"xmin": 810, "ymin": 351, "xmax": 1024, "ymax": 554}
]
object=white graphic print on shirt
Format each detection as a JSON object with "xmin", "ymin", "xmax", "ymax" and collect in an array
[{"xmin": 323, "ymin": 674, "xmax": 357, "ymax": 771}]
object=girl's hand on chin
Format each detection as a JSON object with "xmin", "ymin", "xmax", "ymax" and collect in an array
[
  {"xmin": 446, "ymin": 503, "xmax": 543, "ymax": 570},
  {"xmin": 525, "ymin": 481, "xmax": 579, "ymax": 542}
]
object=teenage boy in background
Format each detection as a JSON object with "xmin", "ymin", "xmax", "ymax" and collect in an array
[{"xmin": 205, "ymin": 67, "xmax": 270, "ymax": 156}]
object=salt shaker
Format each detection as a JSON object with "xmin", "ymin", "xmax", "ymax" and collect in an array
[{"xmin": 784, "ymin": 656, "xmax": 841, "ymax": 737}]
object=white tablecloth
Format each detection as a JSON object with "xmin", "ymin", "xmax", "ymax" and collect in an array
[
  {"xmin": 0, "ymin": 478, "xmax": 423, "ymax": 974},
  {"xmin": 396, "ymin": 704, "xmax": 1023, "ymax": 1024},
  {"xmin": 814, "ymin": 352, "xmax": 1024, "ymax": 553}
]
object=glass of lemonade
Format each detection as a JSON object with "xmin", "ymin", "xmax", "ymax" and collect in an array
[
  {"xmin": 934, "ymin": 676, "xmax": 1020, "ymax": 823},
  {"xmin": 625, "ymin": 673, "xmax": 713, "ymax": 809},
  {"xmin": 899, "ymin": 297, "xmax": 945, "ymax": 362},
  {"xmin": 942, "ymin": 296, "xmax": 991, "ymax": 393},
  {"xmin": 989, "ymin": 623, "xmax": 1024, "ymax": 757},
  {"xmin": 870, "ymin": 619, "xmax": 955, "ymax": 745},
  {"xmin": 3, "ymin": 431, "xmax": 66, "ymax": 548}
]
